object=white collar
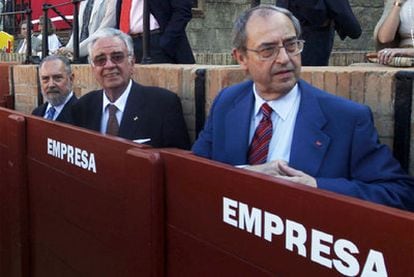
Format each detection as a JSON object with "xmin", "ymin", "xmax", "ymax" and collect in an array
[
  {"xmin": 102, "ymin": 79, "xmax": 132, "ymax": 113},
  {"xmin": 253, "ymin": 84, "xmax": 300, "ymax": 121}
]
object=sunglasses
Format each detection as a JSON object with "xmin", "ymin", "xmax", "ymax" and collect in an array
[{"xmin": 92, "ymin": 52, "xmax": 129, "ymax": 66}]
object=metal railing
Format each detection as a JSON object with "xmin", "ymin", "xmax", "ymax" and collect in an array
[
  {"xmin": 41, "ymin": 0, "xmax": 81, "ymax": 62},
  {"xmin": 0, "ymin": 8, "xmax": 35, "ymax": 64},
  {"xmin": 0, "ymin": 0, "xmax": 154, "ymax": 64}
]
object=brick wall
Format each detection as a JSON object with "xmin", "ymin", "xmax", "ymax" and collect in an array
[
  {"xmin": 188, "ymin": 0, "xmax": 384, "ymax": 59},
  {"xmin": 9, "ymin": 64, "xmax": 414, "ymax": 172}
]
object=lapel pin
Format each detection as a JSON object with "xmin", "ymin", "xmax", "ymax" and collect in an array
[
  {"xmin": 133, "ymin": 116, "xmax": 139, "ymax": 121},
  {"xmin": 315, "ymin": 140, "xmax": 323, "ymax": 147}
]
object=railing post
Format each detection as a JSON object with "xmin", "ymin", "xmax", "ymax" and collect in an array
[
  {"xmin": 141, "ymin": 0, "xmax": 152, "ymax": 64},
  {"xmin": 194, "ymin": 69, "xmax": 206, "ymax": 138},
  {"xmin": 25, "ymin": 8, "xmax": 33, "ymax": 64},
  {"xmin": 72, "ymin": 0, "xmax": 81, "ymax": 63},
  {"xmin": 41, "ymin": 4, "xmax": 50, "ymax": 58}
]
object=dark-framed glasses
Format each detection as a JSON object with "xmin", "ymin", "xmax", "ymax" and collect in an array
[
  {"xmin": 246, "ymin": 39, "xmax": 305, "ymax": 61},
  {"xmin": 92, "ymin": 52, "xmax": 129, "ymax": 67}
]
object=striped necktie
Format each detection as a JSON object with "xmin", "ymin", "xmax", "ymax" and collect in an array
[{"xmin": 248, "ymin": 103, "xmax": 273, "ymax": 165}]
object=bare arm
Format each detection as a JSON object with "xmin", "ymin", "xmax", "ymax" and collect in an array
[{"xmin": 377, "ymin": 0, "xmax": 404, "ymax": 44}]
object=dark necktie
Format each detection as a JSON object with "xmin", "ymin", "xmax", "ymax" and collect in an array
[
  {"xmin": 80, "ymin": 0, "xmax": 94, "ymax": 42},
  {"xmin": 106, "ymin": 104, "xmax": 119, "ymax": 136},
  {"xmin": 248, "ymin": 103, "xmax": 273, "ymax": 165},
  {"xmin": 46, "ymin": 106, "xmax": 56, "ymax": 120}
]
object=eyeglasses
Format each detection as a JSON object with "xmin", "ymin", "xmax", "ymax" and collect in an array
[
  {"xmin": 245, "ymin": 39, "xmax": 305, "ymax": 61},
  {"xmin": 92, "ymin": 52, "xmax": 129, "ymax": 67}
]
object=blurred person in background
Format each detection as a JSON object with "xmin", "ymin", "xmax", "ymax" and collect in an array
[
  {"xmin": 15, "ymin": 20, "xmax": 42, "ymax": 56},
  {"xmin": 374, "ymin": 0, "xmax": 414, "ymax": 65},
  {"xmin": 276, "ymin": 0, "xmax": 361, "ymax": 66},
  {"xmin": 58, "ymin": 0, "xmax": 117, "ymax": 63},
  {"xmin": 37, "ymin": 16, "xmax": 62, "ymax": 56}
]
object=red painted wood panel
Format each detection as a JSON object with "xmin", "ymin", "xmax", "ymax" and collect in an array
[
  {"xmin": 162, "ymin": 150, "xmax": 414, "ymax": 276},
  {"xmin": 0, "ymin": 108, "xmax": 29, "ymax": 277},
  {"xmin": 24, "ymin": 116, "xmax": 164, "ymax": 276}
]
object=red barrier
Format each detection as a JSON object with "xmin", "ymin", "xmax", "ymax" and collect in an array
[
  {"xmin": 161, "ymin": 150, "xmax": 414, "ymax": 276},
  {"xmin": 0, "ymin": 108, "xmax": 28, "ymax": 277},
  {"xmin": 24, "ymin": 116, "xmax": 164, "ymax": 276},
  {"xmin": 0, "ymin": 64, "xmax": 16, "ymax": 109}
]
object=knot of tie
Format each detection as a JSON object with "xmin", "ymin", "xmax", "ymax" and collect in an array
[
  {"xmin": 46, "ymin": 106, "xmax": 56, "ymax": 120},
  {"xmin": 261, "ymin": 103, "xmax": 273, "ymax": 120}
]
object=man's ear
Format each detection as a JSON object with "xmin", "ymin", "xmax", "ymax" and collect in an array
[{"xmin": 232, "ymin": 48, "xmax": 248, "ymax": 70}]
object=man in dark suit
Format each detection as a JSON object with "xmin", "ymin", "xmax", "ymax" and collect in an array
[
  {"xmin": 192, "ymin": 5, "xmax": 414, "ymax": 211},
  {"xmin": 72, "ymin": 27, "xmax": 190, "ymax": 149},
  {"xmin": 115, "ymin": 0, "xmax": 195, "ymax": 64},
  {"xmin": 32, "ymin": 55, "xmax": 77, "ymax": 123},
  {"xmin": 276, "ymin": 0, "xmax": 361, "ymax": 66}
]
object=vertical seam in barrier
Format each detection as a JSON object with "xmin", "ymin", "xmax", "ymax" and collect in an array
[
  {"xmin": 36, "ymin": 65, "xmax": 43, "ymax": 107},
  {"xmin": 393, "ymin": 71, "xmax": 413, "ymax": 172},
  {"xmin": 9, "ymin": 66, "xmax": 15, "ymax": 109},
  {"xmin": 195, "ymin": 68, "xmax": 206, "ymax": 139}
]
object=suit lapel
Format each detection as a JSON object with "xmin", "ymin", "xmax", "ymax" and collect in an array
[
  {"xmin": 39, "ymin": 103, "xmax": 48, "ymax": 117},
  {"xmin": 225, "ymin": 83, "xmax": 254, "ymax": 164},
  {"xmin": 56, "ymin": 95, "xmax": 77, "ymax": 122},
  {"xmin": 118, "ymin": 82, "xmax": 144, "ymax": 139},
  {"xmin": 289, "ymin": 81, "xmax": 330, "ymax": 176},
  {"xmin": 89, "ymin": 92, "xmax": 103, "ymax": 131}
]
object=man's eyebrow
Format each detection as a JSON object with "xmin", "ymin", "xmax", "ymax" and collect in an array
[
  {"xmin": 283, "ymin": 36, "xmax": 298, "ymax": 42},
  {"xmin": 257, "ymin": 36, "xmax": 298, "ymax": 48}
]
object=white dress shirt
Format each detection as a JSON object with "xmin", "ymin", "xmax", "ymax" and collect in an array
[
  {"xmin": 100, "ymin": 80, "xmax": 133, "ymax": 133},
  {"xmin": 129, "ymin": 0, "xmax": 160, "ymax": 34},
  {"xmin": 249, "ymin": 84, "xmax": 301, "ymax": 163}
]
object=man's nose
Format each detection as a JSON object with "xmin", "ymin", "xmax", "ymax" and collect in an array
[
  {"xmin": 103, "ymin": 57, "xmax": 116, "ymax": 68},
  {"xmin": 47, "ymin": 78, "xmax": 56, "ymax": 87},
  {"xmin": 274, "ymin": 47, "xmax": 290, "ymax": 64}
]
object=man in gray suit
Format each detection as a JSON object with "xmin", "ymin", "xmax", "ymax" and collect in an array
[{"xmin": 58, "ymin": 0, "xmax": 117, "ymax": 62}]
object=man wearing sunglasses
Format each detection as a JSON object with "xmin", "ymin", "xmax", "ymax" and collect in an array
[
  {"xmin": 192, "ymin": 5, "xmax": 414, "ymax": 211},
  {"xmin": 71, "ymin": 27, "xmax": 190, "ymax": 150}
]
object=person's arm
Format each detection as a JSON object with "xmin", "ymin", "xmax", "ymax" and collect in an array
[
  {"xmin": 325, "ymin": 0, "xmax": 362, "ymax": 39},
  {"xmin": 48, "ymin": 34, "xmax": 62, "ymax": 53},
  {"xmin": 159, "ymin": 0, "xmax": 193, "ymax": 56},
  {"xmin": 77, "ymin": 0, "xmax": 117, "ymax": 57},
  {"xmin": 63, "ymin": 0, "xmax": 117, "ymax": 57},
  {"xmin": 246, "ymin": 106, "xmax": 414, "ymax": 211},
  {"xmin": 377, "ymin": 0, "xmax": 404, "ymax": 44},
  {"xmin": 162, "ymin": 93, "xmax": 191, "ymax": 150}
]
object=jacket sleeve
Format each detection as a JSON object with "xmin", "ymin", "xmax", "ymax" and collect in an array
[
  {"xmin": 317, "ymin": 106, "xmax": 414, "ymax": 211},
  {"xmin": 326, "ymin": 0, "xmax": 362, "ymax": 40},
  {"xmin": 159, "ymin": 0, "xmax": 193, "ymax": 57}
]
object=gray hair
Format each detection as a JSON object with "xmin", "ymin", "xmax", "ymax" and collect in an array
[
  {"xmin": 39, "ymin": 55, "xmax": 72, "ymax": 75},
  {"xmin": 87, "ymin": 27, "xmax": 134, "ymax": 60},
  {"xmin": 232, "ymin": 5, "xmax": 302, "ymax": 51}
]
